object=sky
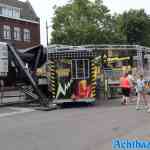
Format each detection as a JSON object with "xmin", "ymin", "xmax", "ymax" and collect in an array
[{"xmin": 20, "ymin": 0, "xmax": 150, "ymax": 46}]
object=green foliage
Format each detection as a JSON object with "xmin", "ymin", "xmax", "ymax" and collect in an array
[
  {"xmin": 51, "ymin": 0, "xmax": 118, "ymax": 45},
  {"xmin": 120, "ymin": 9, "xmax": 150, "ymax": 46},
  {"xmin": 110, "ymin": 14, "xmax": 127, "ymax": 44},
  {"xmin": 50, "ymin": 0, "xmax": 150, "ymax": 46}
]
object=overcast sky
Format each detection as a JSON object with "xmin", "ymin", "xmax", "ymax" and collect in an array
[{"xmin": 21, "ymin": 0, "xmax": 150, "ymax": 46}]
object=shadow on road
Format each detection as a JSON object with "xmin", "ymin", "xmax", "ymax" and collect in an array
[
  {"xmin": 59, "ymin": 102, "xmax": 95, "ymax": 109},
  {"xmin": 57, "ymin": 98, "xmax": 136, "ymax": 109}
]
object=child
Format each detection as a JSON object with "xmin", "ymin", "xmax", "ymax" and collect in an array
[{"xmin": 136, "ymin": 75, "xmax": 148, "ymax": 110}]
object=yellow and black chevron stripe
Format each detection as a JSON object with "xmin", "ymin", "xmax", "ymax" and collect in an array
[
  {"xmin": 90, "ymin": 59, "xmax": 96, "ymax": 98},
  {"xmin": 48, "ymin": 61, "xmax": 56, "ymax": 99}
]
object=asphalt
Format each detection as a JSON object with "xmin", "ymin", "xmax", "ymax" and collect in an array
[{"xmin": 0, "ymin": 98, "xmax": 149, "ymax": 150}]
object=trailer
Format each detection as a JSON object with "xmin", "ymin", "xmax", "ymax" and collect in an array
[
  {"xmin": 47, "ymin": 45, "xmax": 98, "ymax": 104},
  {"xmin": 47, "ymin": 44, "xmax": 150, "ymax": 102}
]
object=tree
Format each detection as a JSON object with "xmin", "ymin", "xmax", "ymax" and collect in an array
[
  {"xmin": 120, "ymin": 9, "xmax": 150, "ymax": 46},
  {"xmin": 51, "ymin": 1, "xmax": 150, "ymax": 46},
  {"xmin": 51, "ymin": 0, "xmax": 117, "ymax": 45},
  {"xmin": 109, "ymin": 14, "xmax": 127, "ymax": 44}
]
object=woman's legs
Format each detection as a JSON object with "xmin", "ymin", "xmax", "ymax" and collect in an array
[
  {"xmin": 121, "ymin": 88, "xmax": 130, "ymax": 105},
  {"xmin": 125, "ymin": 96, "xmax": 129, "ymax": 104},
  {"xmin": 125, "ymin": 88, "xmax": 130, "ymax": 104},
  {"xmin": 121, "ymin": 88, "xmax": 125, "ymax": 104},
  {"xmin": 121, "ymin": 95, "xmax": 125, "ymax": 104}
]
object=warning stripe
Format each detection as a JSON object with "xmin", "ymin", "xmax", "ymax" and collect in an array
[
  {"xmin": 90, "ymin": 60, "xmax": 96, "ymax": 98},
  {"xmin": 51, "ymin": 80, "xmax": 55, "ymax": 83},
  {"xmin": 91, "ymin": 76, "xmax": 96, "ymax": 82},
  {"xmin": 51, "ymin": 72, "xmax": 55, "ymax": 76},
  {"xmin": 51, "ymin": 84, "xmax": 56, "ymax": 88},
  {"xmin": 51, "ymin": 91, "xmax": 55, "ymax": 94},
  {"xmin": 47, "ymin": 61, "xmax": 56, "ymax": 98}
]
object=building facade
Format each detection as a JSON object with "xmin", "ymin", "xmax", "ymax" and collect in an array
[{"xmin": 0, "ymin": 0, "xmax": 40, "ymax": 49}]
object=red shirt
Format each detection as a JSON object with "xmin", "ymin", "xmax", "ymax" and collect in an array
[{"xmin": 120, "ymin": 77, "xmax": 131, "ymax": 88}]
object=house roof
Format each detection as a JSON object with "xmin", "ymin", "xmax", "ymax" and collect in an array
[{"xmin": 0, "ymin": 0, "xmax": 39, "ymax": 22}]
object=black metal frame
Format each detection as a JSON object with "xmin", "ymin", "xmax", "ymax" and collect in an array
[{"xmin": 7, "ymin": 44, "xmax": 49, "ymax": 107}]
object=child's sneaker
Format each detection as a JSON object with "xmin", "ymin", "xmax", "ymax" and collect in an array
[{"xmin": 136, "ymin": 106, "xmax": 140, "ymax": 110}]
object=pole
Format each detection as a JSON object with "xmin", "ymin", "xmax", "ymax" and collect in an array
[{"xmin": 46, "ymin": 20, "xmax": 48, "ymax": 46}]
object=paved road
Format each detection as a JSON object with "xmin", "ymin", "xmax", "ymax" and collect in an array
[{"xmin": 0, "ymin": 99, "xmax": 149, "ymax": 150}]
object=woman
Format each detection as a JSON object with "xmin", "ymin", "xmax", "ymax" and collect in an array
[{"xmin": 120, "ymin": 73, "xmax": 132, "ymax": 105}]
